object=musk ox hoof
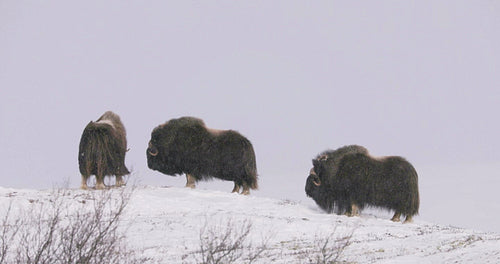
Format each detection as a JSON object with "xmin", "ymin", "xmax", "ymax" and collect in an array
[
  {"xmin": 232, "ymin": 183, "xmax": 241, "ymax": 193},
  {"xmin": 116, "ymin": 176, "xmax": 125, "ymax": 187},
  {"xmin": 345, "ymin": 204, "xmax": 360, "ymax": 217},
  {"xmin": 392, "ymin": 213, "xmax": 414, "ymax": 224},
  {"xmin": 345, "ymin": 212, "xmax": 359, "ymax": 217},
  {"xmin": 391, "ymin": 212, "xmax": 401, "ymax": 222},
  {"xmin": 80, "ymin": 176, "xmax": 88, "ymax": 190},
  {"xmin": 403, "ymin": 216, "xmax": 414, "ymax": 224},
  {"xmin": 96, "ymin": 182, "xmax": 106, "ymax": 190},
  {"xmin": 186, "ymin": 174, "xmax": 196, "ymax": 189},
  {"xmin": 233, "ymin": 183, "xmax": 251, "ymax": 195}
]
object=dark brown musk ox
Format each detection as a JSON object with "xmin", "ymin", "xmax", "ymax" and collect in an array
[
  {"xmin": 78, "ymin": 111, "xmax": 130, "ymax": 190},
  {"xmin": 146, "ymin": 117, "xmax": 258, "ymax": 195},
  {"xmin": 305, "ymin": 145, "xmax": 419, "ymax": 223}
]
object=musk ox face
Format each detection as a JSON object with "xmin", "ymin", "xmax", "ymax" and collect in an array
[
  {"xmin": 146, "ymin": 123, "xmax": 183, "ymax": 176},
  {"xmin": 305, "ymin": 158, "xmax": 334, "ymax": 199},
  {"xmin": 308, "ymin": 168, "xmax": 322, "ymax": 187},
  {"xmin": 147, "ymin": 141, "xmax": 159, "ymax": 156},
  {"xmin": 305, "ymin": 168, "xmax": 322, "ymax": 193},
  {"xmin": 305, "ymin": 164, "xmax": 335, "ymax": 213},
  {"xmin": 146, "ymin": 117, "xmax": 216, "ymax": 176}
]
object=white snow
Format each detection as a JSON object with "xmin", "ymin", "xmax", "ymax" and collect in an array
[{"xmin": 1, "ymin": 185, "xmax": 499, "ymax": 263}]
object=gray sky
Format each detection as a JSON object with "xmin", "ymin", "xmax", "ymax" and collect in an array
[{"xmin": 1, "ymin": 1, "xmax": 500, "ymax": 231}]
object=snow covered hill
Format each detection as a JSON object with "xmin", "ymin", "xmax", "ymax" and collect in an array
[{"xmin": 1, "ymin": 186, "xmax": 499, "ymax": 263}]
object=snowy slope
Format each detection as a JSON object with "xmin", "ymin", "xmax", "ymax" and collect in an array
[{"xmin": 1, "ymin": 186, "xmax": 499, "ymax": 263}]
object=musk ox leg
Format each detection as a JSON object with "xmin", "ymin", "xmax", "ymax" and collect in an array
[
  {"xmin": 96, "ymin": 182, "xmax": 106, "ymax": 190},
  {"xmin": 391, "ymin": 212, "xmax": 401, "ymax": 222},
  {"xmin": 95, "ymin": 175, "xmax": 106, "ymax": 190},
  {"xmin": 186, "ymin": 174, "xmax": 196, "ymax": 189},
  {"xmin": 350, "ymin": 204, "xmax": 360, "ymax": 217},
  {"xmin": 346, "ymin": 204, "xmax": 360, "ymax": 217},
  {"xmin": 232, "ymin": 183, "xmax": 241, "ymax": 193},
  {"xmin": 81, "ymin": 175, "xmax": 89, "ymax": 190},
  {"xmin": 116, "ymin": 175, "xmax": 125, "ymax": 187},
  {"xmin": 403, "ymin": 215, "xmax": 413, "ymax": 224},
  {"xmin": 241, "ymin": 183, "xmax": 250, "ymax": 195}
]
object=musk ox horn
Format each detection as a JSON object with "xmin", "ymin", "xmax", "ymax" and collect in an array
[
  {"xmin": 318, "ymin": 155, "xmax": 328, "ymax": 161},
  {"xmin": 309, "ymin": 168, "xmax": 321, "ymax": 186},
  {"xmin": 149, "ymin": 149, "xmax": 158, "ymax": 156},
  {"xmin": 148, "ymin": 142, "xmax": 159, "ymax": 156},
  {"xmin": 312, "ymin": 176, "xmax": 321, "ymax": 186}
]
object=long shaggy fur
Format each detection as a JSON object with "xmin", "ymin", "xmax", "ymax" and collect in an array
[
  {"xmin": 78, "ymin": 111, "xmax": 129, "ymax": 188},
  {"xmin": 147, "ymin": 117, "xmax": 258, "ymax": 194},
  {"xmin": 305, "ymin": 145, "xmax": 419, "ymax": 222}
]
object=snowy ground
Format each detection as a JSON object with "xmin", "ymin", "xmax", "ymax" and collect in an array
[{"xmin": 1, "ymin": 185, "xmax": 499, "ymax": 263}]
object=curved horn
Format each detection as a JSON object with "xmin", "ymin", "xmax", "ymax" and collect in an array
[
  {"xmin": 148, "ymin": 142, "xmax": 159, "ymax": 156},
  {"xmin": 148, "ymin": 148, "xmax": 158, "ymax": 156},
  {"xmin": 309, "ymin": 168, "xmax": 321, "ymax": 186},
  {"xmin": 312, "ymin": 177, "xmax": 321, "ymax": 187},
  {"xmin": 318, "ymin": 155, "xmax": 328, "ymax": 161}
]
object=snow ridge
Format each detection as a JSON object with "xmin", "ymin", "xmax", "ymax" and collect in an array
[{"xmin": 1, "ymin": 186, "xmax": 499, "ymax": 263}]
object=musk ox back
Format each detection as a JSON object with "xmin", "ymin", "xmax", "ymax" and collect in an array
[
  {"xmin": 78, "ymin": 111, "xmax": 130, "ymax": 189},
  {"xmin": 146, "ymin": 117, "xmax": 258, "ymax": 195},
  {"xmin": 305, "ymin": 145, "xmax": 419, "ymax": 223}
]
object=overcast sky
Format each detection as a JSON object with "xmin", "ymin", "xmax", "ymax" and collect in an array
[{"xmin": 1, "ymin": 1, "xmax": 499, "ymax": 232}]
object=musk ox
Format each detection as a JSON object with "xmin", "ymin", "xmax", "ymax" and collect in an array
[
  {"xmin": 146, "ymin": 117, "xmax": 258, "ymax": 195},
  {"xmin": 78, "ymin": 111, "xmax": 130, "ymax": 190},
  {"xmin": 305, "ymin": 145, "xmax": 419, "ymax": 223}
]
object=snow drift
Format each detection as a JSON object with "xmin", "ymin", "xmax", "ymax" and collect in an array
[{"xmin": 1, "ymin": 186, "xmax": 499, "ymax": 263}]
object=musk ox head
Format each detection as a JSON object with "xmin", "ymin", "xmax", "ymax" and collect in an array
[
  {"xmin": 305, "ymin": 145, "xmax": 370, "ymax": 213},
  {"xmin": 146, "ymin": 117, "xmax": 207, "ymax": 175},
  {"xmin": 308, "ymin": 168, "xmax": 322, "ymax": 187},
  {"xmin": 305, "ymin": 157, "xmax": 336, "ymax": 213}
]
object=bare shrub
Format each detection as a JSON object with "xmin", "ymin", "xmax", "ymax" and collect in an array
[
  {"xmin": 189, "ymin": 218, "xmax": 272, "ymax": 264},
  {"xmin": 0, "ymin": 203, "xmax": 22, "ymax": 264},
  {"xmin": 0, "ymin": 187, "xmax": 142, "ymax": 264},
  {"xmin": 300, "ymin": 225, "xmax": 355, "ymax": 264}
]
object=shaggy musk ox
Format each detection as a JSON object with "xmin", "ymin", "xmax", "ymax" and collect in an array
[
  {"xmin": 305, "ymin": 145, "xmax": 419, "ymax": 223},
  {"xmin": 147, "ymin": 117, "xmax": 258, "ymax": 195},
  {"xmin": 78, "ymin": 111, "xmax": 130, "ymax": 190}
]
